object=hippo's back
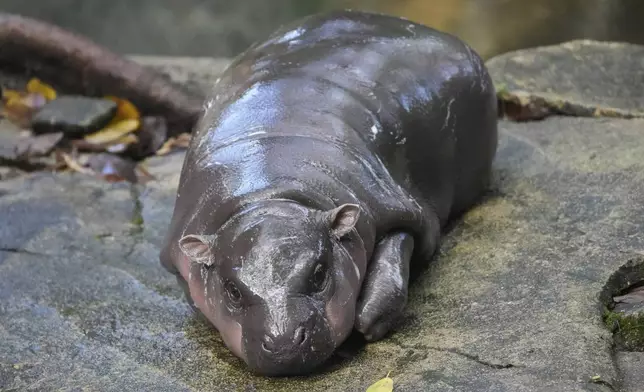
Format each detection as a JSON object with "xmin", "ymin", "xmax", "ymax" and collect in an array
[
  {"xmin": 208, "ymin": 10, "xmax": 497, "ymax": 223},
  {"xmin": 179, "ymin": 10, "xmax": 496, "ymax": 242},
  {"xmin": 162, "ymin": 10, "xmax": 497, "ymax": 276}
]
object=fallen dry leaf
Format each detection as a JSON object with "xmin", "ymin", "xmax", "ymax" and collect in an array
[
  {"xmin": 60, "ymin": 152, "xmax": 95, "ymax": 175},
  {"xmin": 83, "ymin": 118, "xmax": 141, "ymax": 145},
  {"xmin": 176, "ymin": 133, "xmax": 191, "ymax": 146},
  {"xmin": 155, "ymin": 132, "xmax": 191, "ymax": 156},
  {"xmin": 2, "ymin": 103, "xmax": 32, "ymax": 128},
  {"xmin": 104, "ymin": 96, "xmax": 141, "ymax": 121},
  {"xmin": 366, "ymin": 372, "xmax": 393, "ymax": 392},
  {"xmin": 2, "ymin": 95, "xmax": 44, "ymax": 128},
  {"xmin": 155, "ymin": 137, "xmax": 176, "ymax": 156},
  {"xmin": 2, "ymin": 87, "xmax": 48, "ymax": 128},
  {"xmin": 2, "ymin": 89, "xmax": 23, "ymax": 102},
  {"xmin": 26, "ymin": 78, "xmax": 57, "ymax": 101}
]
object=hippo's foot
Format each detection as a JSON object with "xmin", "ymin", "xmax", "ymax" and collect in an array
[{"xmin": 355, "ymin": 231, "xmax": 414, "ymax": 341}]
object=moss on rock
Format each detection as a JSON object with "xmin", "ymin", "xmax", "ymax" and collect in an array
[{"xmin": 604, "ymin": 310, "xmax": 644, "ymax": 351}]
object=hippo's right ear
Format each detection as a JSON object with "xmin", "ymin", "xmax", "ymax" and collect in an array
[
  {"xmin": 324, "ymin": 203, "xmax": 361, "ymax": 239},
  {"xmin": 178, "ymin": 234, "xmax": 217, "ymax": 266}
]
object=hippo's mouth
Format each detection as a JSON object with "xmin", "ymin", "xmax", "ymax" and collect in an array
[
  {"xmin": 244, "ymin": 345, "xmax": 335, "ymax": 377},
  {"xmin": 241, "ymin": 325, "xmax": 336, "ymax": 377}
]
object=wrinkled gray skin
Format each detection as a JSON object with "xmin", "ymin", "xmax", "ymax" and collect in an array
[{"xmin": 159, "ymin": 9, "xmax": 498, "ymax": 377}]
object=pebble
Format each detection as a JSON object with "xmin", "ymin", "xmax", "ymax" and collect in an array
[{"xmin": 31, "ymin": 95, "xmax": 117, "ymax": 137}]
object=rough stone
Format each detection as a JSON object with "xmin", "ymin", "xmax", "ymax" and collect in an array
[
  {"xmin": 0, "ymin": 119, "xmax": 26, "ymax": 162},
  {"xmin": 2, "ymin": 44, "xmax": 644, "ymax": 391},
  {"xmin": 488, "ymin": 40, "xmax": 644, "ymax": 119},
  {"xmin": 129, "ymin": 56, "xmax": 231, "ymax": 98},
  {"xmin": 0, "ymin": 119, "xmax": 59, "ymax": 170},
  {"xmin": 0, "ymin": 166, "xmax": 24, "ymax": 181},
  {"xmin": 2, "ymin": 114, "xmax": 642, "ymax": 392},
  {"xmin": 615, "ymin": 352, "xmax": 644, "ymax": 392},
  {"xmin": 31, "ymin": 95, "xmax": 117, "ymax": 137}
]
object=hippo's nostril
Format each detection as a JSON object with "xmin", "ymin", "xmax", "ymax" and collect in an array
[{"xmin": 294, "ymin": 327, "xmax": 307, "ymax": 345}]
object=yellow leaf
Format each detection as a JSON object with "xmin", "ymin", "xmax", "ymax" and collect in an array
[
  {"xmin": 84, "ymin": 119, "xmax": 141, "ymax": 145},
  {"xmin": 26, "ymin": 78, "xmax": 57, "ymax": 101},
  {"xmin": 2, "ymin": 89, "xmax": 23, "ymax": 101},
  {"xmin": 5, "ymin": 96, "xmax": 24, "ymax": 108},
  {"xmin": 114, "ymin": 133, "xmax": 139, "ymax": 145},
  {"xmin": 366, "ymin": 372, "xmax": 393, "ymax": 392},
  {"xmin": 2, "ymin": 93, "xmax": 44, "ymax": 128},
  {"xmin": 104, "ymin": 96, "xmax": 141, "ymax": 121}
]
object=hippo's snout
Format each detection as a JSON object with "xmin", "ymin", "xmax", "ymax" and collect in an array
[
  {"xmin": 242, "ymin": 299, "xmax": 335, "ymax": 376},
  {"xmin": 261, "ymin": 325, "xmax": 308, "ymax": 354}
]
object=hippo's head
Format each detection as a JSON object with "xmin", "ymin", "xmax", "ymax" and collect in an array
[{"xmin": 177, "ymin": 200, "xmax": 366, "ymax": 376}]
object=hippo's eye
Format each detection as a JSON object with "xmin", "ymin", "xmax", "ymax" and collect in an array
[
  {"xmin": 309, "ymin": 262, "xmax": 329, "ymax": 293},
  {"xmin": 224, "ymin": 279, "xmax": 243, "ymax": 307}
]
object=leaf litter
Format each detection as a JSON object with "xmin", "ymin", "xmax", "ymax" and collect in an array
[{"xmin": 1, "ymin": 77, "xmax": 192, "ymax": 184}]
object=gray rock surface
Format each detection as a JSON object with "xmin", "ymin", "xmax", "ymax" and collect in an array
[
  {"xmin": 128, "ymin": 56, "xmax": 231, "ymax": 98},
  {"xmin": 0, "ymin": 120, "xmax": 26, "ymax": 162},
  {"xmin": 1, "ymin": 44, "xmax": 644, "ymax": 391},
  {"xmin": 0, "ymin": 119, "xmax": 60, "ymax": 171},
  {"xmin": 0, "ymin": 166, "xmax": 24, "ymax": 181},
  {"xmin": 488, "ymin": 40, "xmax": 644, "ymax": 118},
  {"xmin": 616, "ymin": 353, "xmax": 644, "ymax": 392}
]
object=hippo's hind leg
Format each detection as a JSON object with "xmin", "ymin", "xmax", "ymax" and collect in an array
[{"xmin": 355, "ymin": 231, "xmax": 414, "ymax": 341}]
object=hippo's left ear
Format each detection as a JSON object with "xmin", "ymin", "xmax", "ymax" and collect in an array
[
  {"xmin": 178, "ymin": 234, "xmax": 217, "ymax": 266},
  {"xmin": 324, "ymin": 203, "xmax": 361, "ymax": 239}
]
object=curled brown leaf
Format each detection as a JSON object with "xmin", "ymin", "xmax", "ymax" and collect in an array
[
  {"xmin": 59, "ymin": 152, "xmax": 95, "ymax": 175},
  {"xmin": 155, "ymin": 132, "xmax": 191, "ymax": 156}
]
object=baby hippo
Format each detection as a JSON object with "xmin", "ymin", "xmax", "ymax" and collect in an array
[{"xmin": 159, "ymin": 9, "xmax": 498, "ymax": 376}]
